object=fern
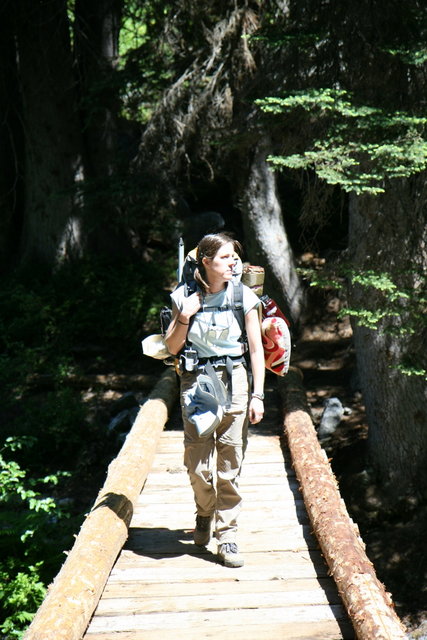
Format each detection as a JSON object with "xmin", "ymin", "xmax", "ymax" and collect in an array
[
  {"xmin": 0, "ymin": 444, "xmax": 73, "ymax": 636},
  {"xmin": 0, "ymin": 562, "xmax": 46, "ymax": 638}
]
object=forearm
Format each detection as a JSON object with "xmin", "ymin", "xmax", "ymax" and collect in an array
[
  {"xmin": 247, "ymin": 334, "xmax": 265, "ymax": 425},
  {"xmin": 245, "ymin": 307, "xmax": 265, "ymax": 396},
  {"xmin": 165, "ymin": 310, "xmax": 190, "ymax": 355},
  {"xmin": 250, "ymin": 345, "xmax": 265, "ymax": 395}
]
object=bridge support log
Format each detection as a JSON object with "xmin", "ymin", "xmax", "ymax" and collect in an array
[
  {"xmin": 279, "ymin": 367, "xmax": 406, "ymax": 640},
  {"xmin": 24, "ymin": 368, "xmax": 179, "ymax": 640}
]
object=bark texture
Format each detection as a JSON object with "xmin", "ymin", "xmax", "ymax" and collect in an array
[
  {"xmin": 74, "ymin": 0, "xmax": 127, "ymax": 256},
  {"xmin": 279, "ymin": 367, "xmax": 407, "ymax": 640},
  {"xmin": 74, "ymin": 0, "xmax": 122, "ymax": 178},
  {"xmin": 24, "ymin": 368, "xmax": 178, "ymax": 640},
  {"xmin": 237, "ymin": 136, "xmax": 305, "ymax": 326},
  {"xmin": 348, "ymin": 181, "xmax": 427, "ymax": 499},
  {"xmin": 0, "ymin": 6, "xmax": 23, "ymax": 266},
  {"xmin": 16, "ymin": 0, "xmax": 84, "ymax": 265}
]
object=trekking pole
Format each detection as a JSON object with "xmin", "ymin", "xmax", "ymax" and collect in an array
[{"xmin": 178, "ymin": 237, "xmax": 185, "ymax": 282}]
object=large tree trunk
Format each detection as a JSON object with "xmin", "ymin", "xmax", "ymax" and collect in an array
[
  {"xmin": 15, "ymin": 0, "xmax": 84, "ymax": 267},
  {"xmin": 74, "ymin": 0, "xmax": 122, "ymax": 180},
  {"xmin": 0, "ymin": 6, "xmax": 24, "ymax": 268},
  {"xmin": 348, "ymin": 179, "xmax": 427, "ymax": 501},
  {"xmin": 237, "ymin": 136, "xmax": 306, "ymax": 327},
  {"xmin": 73, "ymin": 0, "xmax": 129, "ymax": 258}
]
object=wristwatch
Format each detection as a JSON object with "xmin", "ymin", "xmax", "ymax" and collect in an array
[{"xmin": 251, "ymin": 392, "xmax": 265, "ymax": 401}]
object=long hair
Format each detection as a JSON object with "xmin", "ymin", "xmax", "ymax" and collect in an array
[{"xmin": 194, "ymin": 233, "xmax": 242, "ymax": 294}]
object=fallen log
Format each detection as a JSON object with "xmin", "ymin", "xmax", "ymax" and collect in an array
[
  {"xmin": 278, "ymin": 367, "xmax": 406, "ymax": 640},
  {"xmin": 24, "ymin": 368, "xmax": 179, "ymax": 640}
]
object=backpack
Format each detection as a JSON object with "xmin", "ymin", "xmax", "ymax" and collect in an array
[
  {"xmin": 162, "ymin": 245, "xmax": 245, "ymax": 331},
  {"xmin": 239, "ymin": 268, "xmax": 291, "ymax": 377},
  {"xmin": 142, "ymin": 245, "xmax": 291, "ymax": 376},
  {"xmin": 141, "ymin": 249, "xmax": 245, "ymax": 362}
]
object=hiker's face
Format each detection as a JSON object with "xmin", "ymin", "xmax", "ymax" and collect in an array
[{"xmin": 204, "ymin": 242, "xmax": 235, "ymax": 283}]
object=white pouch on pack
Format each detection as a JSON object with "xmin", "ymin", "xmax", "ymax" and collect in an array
[{"xmin": 141, "ymin": 334, "xmax": 171, "ymax": 360}]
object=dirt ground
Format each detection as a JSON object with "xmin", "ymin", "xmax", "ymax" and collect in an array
[{"xmin": 291, "ymin": 287, "xmax": 427, "ymax": 638}]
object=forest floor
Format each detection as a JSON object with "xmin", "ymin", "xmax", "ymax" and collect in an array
[{"xmin": 70, "ymin": 285, "xmax": 427, "ymax": 638}]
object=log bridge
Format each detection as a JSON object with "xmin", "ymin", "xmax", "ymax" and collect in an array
[{"xmin": 24, "ymin": 368, "xmax": 406, "ymax": 640}]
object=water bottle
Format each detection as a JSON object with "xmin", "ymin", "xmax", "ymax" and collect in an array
[{"xmin": 260, "ymin": 294, "xmax": 290, "ymax": 326}]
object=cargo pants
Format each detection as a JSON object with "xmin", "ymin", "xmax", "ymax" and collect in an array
[{"xmin": 180, "ymin": 363, "xmax": 249, "ymax": 544}]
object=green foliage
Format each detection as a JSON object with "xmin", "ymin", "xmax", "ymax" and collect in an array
[
  {"xmin": 299, "ymin": 263, "xmax": 427, "ymax": 378},
  {"xmin": 395, "ymin": 363, "xmax": 427, "ymax": 377},
  {"xmin": 119, "ymin": 11, "xmax": 148, "ymax": 59},
  {"xmin": 342, "ymin": 307, "xmax": 402, "ymax": 330},
  {"xmin": 384, "ymin": 46, "xmax": 427, "ymax": 66},
  {"xmin": 256, "ymin": 89, "xmax": 427, "ymax": 194},
  {"xmin": 249, "ymin": 31, "xmax": 320, "ymax": 50},
  {"xmin": 0, "ymin": 561, "xmax": 46, "ymax": 639},
  {"xmin": 0, "ymin": 437, "xmax": 73, "ymax": 637},
  {"xmin": 300, "ymin": 264, "xmax": 425, "ymax": 331},
  {"xmin": 117, "ymin": 2, "xmax": 175, "ymax": 123},
  {"xmin": 0, "ymin": 436, "xmax": 72, "ymax": 555}
]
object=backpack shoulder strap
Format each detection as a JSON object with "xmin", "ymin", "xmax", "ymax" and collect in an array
[
  {"xmin": 184, "ymin": 280, "xmax": 244, "ymax": 333},
  {"xmin": 231, "ymin": 280, "xmax": 245, "ymax": 333}
]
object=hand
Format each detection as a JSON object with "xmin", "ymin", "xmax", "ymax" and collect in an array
[
  {"xmin": 180, "ymin": 291, "xmax": 202, "ymax": 321},
  {"xmin": 248, "ymin": 396, "xmax": 264, "ymax": 424}
]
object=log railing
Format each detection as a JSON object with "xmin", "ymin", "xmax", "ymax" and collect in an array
[
  {"xmin": 24, "ymin": 368, "xmax": 179, "ymax": 640},
  {"xmin": 279, "ymin": 367, "xmax": 406, "ymax": 640}
]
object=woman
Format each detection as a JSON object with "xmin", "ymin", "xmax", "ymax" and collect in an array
[{"xmin": 165, "ymin": 233, "xmax": 265, "ymax": 568}]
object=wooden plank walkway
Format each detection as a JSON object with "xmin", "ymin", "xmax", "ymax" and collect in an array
[{"xmin": 83, "ymin": 428, "xmax": 355, "ymax": 639}]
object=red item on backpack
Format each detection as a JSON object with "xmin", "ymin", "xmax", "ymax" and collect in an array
[
  {"xmin": 259, "ymin": 295, "xmax": 291, "ymax": 376},
  {"xmin": 260, "ymin": 294, "xmax": 291, "ymax": 327},
  {"xmin": 261, "ymin": 316, "xmax": 291, "ymax": 376}
]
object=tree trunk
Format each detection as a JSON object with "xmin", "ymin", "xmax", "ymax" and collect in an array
[
  {"xmin": 15, "ymin": 0, "xmax": 84, "ymax": 267},
  {"xmin": 74, "ymin": 0, "xmax": 122, "ymax": 179},
  {"xmin": 237, "ymin": 135, "xmax": 306, "ymax": 327},
  {"xmin": 74, "ymin": 0, "xmax": 128, "ymax": 257},
  {"xmin": 348, "ymin": 179, "xmax": 427, "ymax": 501},
  {"xmin": 0, "ymin": 5, "xmax": 24, "ymax": 268}
]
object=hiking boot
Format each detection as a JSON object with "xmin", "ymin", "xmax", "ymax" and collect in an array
[
  {"xmin": 218, "ymin": 542, "xmax": 244, "ymax": 568},
  {"xmin": 193, "ymin": 515, "xmax": 213, "ymax": 546}
]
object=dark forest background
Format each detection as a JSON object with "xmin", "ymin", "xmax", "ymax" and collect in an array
[{"xmin": 0, "ymin": 1, "xmax": 426, "ymax": 636}]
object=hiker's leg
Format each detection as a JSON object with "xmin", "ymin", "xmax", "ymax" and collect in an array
[
  {"xmin": 215, "ymin": 364, "xmax": 249, "ymax": 543},
  {"xmin": 183, "ymin": 427, "xmax": 216, "ymax": 516},
  {"xmin": 181, "ymin": 373, "xmax": 216, "ymax": 517}
]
